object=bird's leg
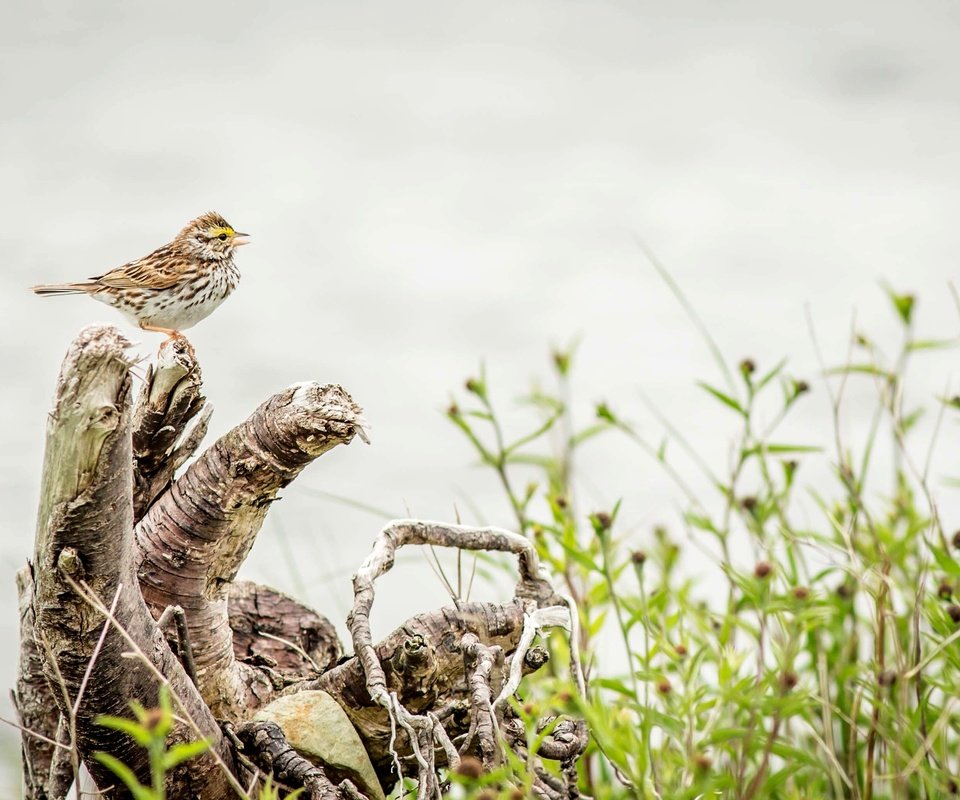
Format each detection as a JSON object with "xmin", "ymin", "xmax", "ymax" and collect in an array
[
  {"xmin": 139, "ymin": 322, "xmax": 195, "ymax": 356},
  {"xmin": 139, "ymin": 321, "xmax": 183, "ymax": 339}
]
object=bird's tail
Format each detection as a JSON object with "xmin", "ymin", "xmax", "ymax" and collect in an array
[{"xmin": 30, "ymin": 282, "xmax": 95, "ymax": 296}]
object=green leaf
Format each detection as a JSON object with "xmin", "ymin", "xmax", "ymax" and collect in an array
[
  {"xmin": 930, "ymin": 545, "xmax": 960, "ymax": 579},
  {"xmin": 590, "ymin": 677, "xmax": 636, "ymax": 697},
  {"xmin": 161, "ymin": 738, "xmax": 210, "ymax": 770},
  {"xmin": 518, "ymin": 390, "xmax": 564, "ymax": 413},
  {"xmin": 908, "ymin": 337, "xmax": 958, "ymax": 352},
  {"xmin": 744, "ymin": 443, "xmax": 822, "ymax": 456},
  {"xmin": 569, "ymin": 422, "xmax": 613, "ymax": 448},
  {"xmin": 881, "ymin": 282, "xmax": 915, "ymax": 325},
  {"xmin": 461, "ymin": 410, "xmax": 494, "ymax": 421},
  {"xmin": 559, "ymin": 544, "xmax": 600, "ymax": 573},
  {"xmin": 95, "ymin": 715, "xmax": 153, "ymax": 748},
  {"xmin": 824, "ymin": 364, "xmax": 892, "ymax": 378},
  {"xmin": 595, "ymin": 402, "xmax": 618, "ymax": 424},
  {"xmin": 901, "ymin": 407, "xmax": 925, "ymax": 433},
  {"xmin": 657, "ymin": 437, "xmax": 668, "ymax": 461},
  {"xmin": 504, "ymin": 410, "xmax": 562, "ymax": 455},
  {"xmin": 756, "ymin": 357, "xmax": 788, "ymax": 391},
  {"xmin": 703, "ymin": 726, "xmax": 750, "ymax": 746},
  {"xmin": 92, "ymin": 752, "xmax": 154, "ymax": 800},
  {"xmin": 696, "ymin": 382, "xmax": 746, "ymax": 417},
  {"xmin": 502, "ymin": 453, "xmax": 555, "ymax": 468},
  {"xmin": 685, "ymin": 512, "xmax": 719, "ymax": 535},
  {"xmin": 641, "ymin": 707, "xmax": 685, "ymax": 736}
]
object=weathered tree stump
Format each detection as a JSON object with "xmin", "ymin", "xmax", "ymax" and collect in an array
[{"xmin": 14, "ymin": 326, "xmax": 587, "ymax": 800}]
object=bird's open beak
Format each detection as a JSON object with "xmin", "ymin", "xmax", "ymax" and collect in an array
[{"xmin": 232, "ymin": 233, "xmax": 251, "ymax": 246}]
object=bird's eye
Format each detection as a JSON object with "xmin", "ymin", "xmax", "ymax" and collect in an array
[{"xmin": 217, "ymin": 233, "xmax": 228, "ymax": 241}]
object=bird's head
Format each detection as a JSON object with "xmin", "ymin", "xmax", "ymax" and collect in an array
[{"xmin": 176, "ymin": 212, "xmax": 250, "ymax": 260}]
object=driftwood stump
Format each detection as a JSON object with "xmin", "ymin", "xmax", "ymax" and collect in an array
[{"xmin": 14, "ymin": 326, "xmax": 587, "ymax": 800}]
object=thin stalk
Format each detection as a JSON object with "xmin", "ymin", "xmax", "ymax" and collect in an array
[
  {"xmin": 864, "ymin": 563, "xmax": 891, "ymax": 800},
  {"xmin": 634, "ymin": 561, "xmax": 657, "ymax": 796}
]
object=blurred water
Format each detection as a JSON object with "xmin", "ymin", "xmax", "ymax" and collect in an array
[{"xmin": 2, "ymin": 0, "xmax": 960, "ymax": 794}]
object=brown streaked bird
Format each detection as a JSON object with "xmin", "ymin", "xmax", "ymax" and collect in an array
[{"xmin": 31, "ymin": 212, "xmax": 250, "ymax": 342}]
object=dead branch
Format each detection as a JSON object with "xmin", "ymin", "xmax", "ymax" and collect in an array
[
  {"xmin": 136, "ymin": 378, "xmax": 367, "ymax": 719},
  {"xmin": 347, "ymin": 519, "xmax": 562, "ymax": 713}
]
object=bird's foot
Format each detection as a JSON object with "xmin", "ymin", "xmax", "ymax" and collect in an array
[
  {"xmin": 140, "ymin": 324, "xmax": 195, "ymax": 358},
  {"xmin": 165, "ymin": 333, "xmax": 196, "ymax": 359}
]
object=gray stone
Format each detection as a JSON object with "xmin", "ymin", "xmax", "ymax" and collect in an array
[{"xmin": 254, "ymin": 690, "xmax": 384, "ymax": 800}]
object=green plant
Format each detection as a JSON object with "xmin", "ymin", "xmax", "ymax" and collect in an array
[
  {"xmin": 257, "ymin": 775, "xmax": 303, "ymax": 800},
  {"xmin": 93, "ymin": 685, "xmax": 210, "ymax": 800},
  {"xmin": 447, "ymin": 286, "xmax": 960, "ymax": 798}
]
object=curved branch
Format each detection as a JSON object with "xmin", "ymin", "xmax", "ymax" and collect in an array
[
  {"xmin": 136, "ymin": 381, "xmax": 368, "ymax": 719},
  {"xmin": 348, "ymin": 520, "xmax": 559, "ymax": 710}
]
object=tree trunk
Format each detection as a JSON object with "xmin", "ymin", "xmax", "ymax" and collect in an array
[{"xmin": 15, "ymin": 326, "xmax": 586, "ymax": 800}]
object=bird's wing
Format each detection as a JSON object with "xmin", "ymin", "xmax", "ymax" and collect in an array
[{"xmin": 93, "ymin": 247, "xmax": 187, "ymax": 290}]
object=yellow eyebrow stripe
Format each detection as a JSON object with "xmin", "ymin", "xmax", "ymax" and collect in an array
[{"xmin": 210, "ymin": 226, "xmax": 235, "ymax": 237}]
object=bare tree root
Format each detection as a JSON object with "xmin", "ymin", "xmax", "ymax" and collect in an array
[
  {"xmin": 460, "ymin": 633, "xmax": 504, "ymax": 768},
  {"xmin": 18, "ymin": 326, "xmax": 589, "ymax": 800},
  {"xmin": 328, "ymin": 519, "xmax": 587, "ymax": 796},
  {"xmin": 236, "ymin": 721, "xmax": 358, "ymax": 800}
]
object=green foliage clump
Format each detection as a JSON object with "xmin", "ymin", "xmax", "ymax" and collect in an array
[{"xmin": 447, "ymin": 287, "xmax": 960, "ymax": 799}]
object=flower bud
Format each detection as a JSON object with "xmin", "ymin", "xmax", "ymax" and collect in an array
[
  {"xmin": 455, "ymin": 756, "xmax": 484, "ymax": 779},
  {"xmin": 780, "ymin": 670, "xmax": 799, "ymax": 691},
  {"xmin": 878, "ymin": 669, "xmax": 897, "ymax": 688},
  {"xmin": 754, "ymin": 561, "xmax": 773, "ymax": 579}
]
